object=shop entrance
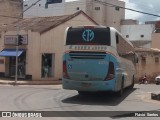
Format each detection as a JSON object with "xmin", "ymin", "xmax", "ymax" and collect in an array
[
  {"xmin": 8, "ymin": 52, "xmax": 26, "ymax": 78},
  {"xmin": 0, "ymin": 49, "xmax": 26, "ymax": 78}
]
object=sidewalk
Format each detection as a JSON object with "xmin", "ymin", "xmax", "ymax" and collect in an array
[{"xmin": 0, "ymin": 78, "xmax": 61, "ymax": 85}]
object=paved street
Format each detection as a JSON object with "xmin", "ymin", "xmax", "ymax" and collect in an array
[{"xmin": 0, "ymin": 84, "xmax": 159, "ymax": 120}]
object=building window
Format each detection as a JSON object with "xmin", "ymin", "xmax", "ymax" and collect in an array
[
  {"xmin": 155, "ymin": 57, "xmax": 159, "ymax": 63},
  {"xmin": 115, "ymin": 7, "xmax": 120, "ymax": 11},
  {"xmin": 126, "ymin": 35, "xmax": 129, "ymax": 38},
  {"xmin": 95, "ymin": 7, "xmax": 100, "ymax": 10},
  {"xmin": 76, "ymin": 7, "xmax": 79, "ymax": 10},
  {"xmin": 45, "ymin": 3, "xmax": 48, "ymax": 9},
  {"xmin": 24, "ymin": 4, "xmax": 28, "ymax": 7},
  {"xmin": 140, "ymin": 35, "xmax": 144, "ymax": 38},
  {"xmin": 41, "ymin": 54, "xmax": 54, "ymax": 78}
]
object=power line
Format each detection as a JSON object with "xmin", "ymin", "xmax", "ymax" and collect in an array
[
  {"xmin": 126, "ymin": 2, "xmax": 160, "ymax": 14},
  {"xmin": 94, "ymin": 0, "xmax": 160, "ymax": 18},
  {"xmin": 22, "ymin": 0, "xmax": 41, "ymax": 16}
]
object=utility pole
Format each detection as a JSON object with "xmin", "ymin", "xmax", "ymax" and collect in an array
[{"xmin": 14, "ymin": 0, "xmax": 41, "ymax": 85}]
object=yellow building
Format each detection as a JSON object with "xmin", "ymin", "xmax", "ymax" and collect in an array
[
  {"xmin": 0, "ymin": 11, "xmax": 98, "ymax": 81},
  {"xmin": 135, "ymin": 48, "xmax": 160, "ymax": 82},
  {"xmin": 0, "ymin": 0, "xmax": 22, "ymax": 26}
]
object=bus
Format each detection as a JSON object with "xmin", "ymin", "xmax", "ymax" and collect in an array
[{"xmin": 62, "ymin": 26, "xmax": 137, "ymax": 96}]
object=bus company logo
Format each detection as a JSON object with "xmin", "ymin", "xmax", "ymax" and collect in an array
[{"xmin": 82, "ymin": 29, "xmax": 94, "ymax": 42}]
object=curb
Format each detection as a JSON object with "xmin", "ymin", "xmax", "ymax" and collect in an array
[{"xmin": 0, "ymin": 80, "xmax": 62, "ymax": 85}]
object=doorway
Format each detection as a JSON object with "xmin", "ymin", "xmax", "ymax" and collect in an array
[{"xmin": 8, "ymin": 52, "xmax": 26, "ymax": 78}]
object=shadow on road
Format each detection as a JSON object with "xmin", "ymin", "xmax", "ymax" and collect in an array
[{"xmin": 62, "ymin": 88, "xmax": 137, "ymax": 106}]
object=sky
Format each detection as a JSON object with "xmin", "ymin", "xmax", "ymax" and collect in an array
[
  {"xmin": 124, "ymin": 0, "xmax": 160, "ymax": 23},
  {"xmin": 66, "ymin": 0, "xmax": 160, "ymax": 23}
]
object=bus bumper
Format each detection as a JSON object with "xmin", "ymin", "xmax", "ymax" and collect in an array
[{"xmin": 62, "ymin": 79, "xmax": 115, "ymax": 92}]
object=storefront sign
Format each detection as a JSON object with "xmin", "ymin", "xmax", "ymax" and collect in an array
[{"xmin": 4, "ymin": 35, "xmax": 28, "ymax": 45}]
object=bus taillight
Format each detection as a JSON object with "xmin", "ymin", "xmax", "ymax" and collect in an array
[
  {"xmin": 104, "ymin": 62, "xmax": 115, "ymax": 80},
  {"xmin": 63, "ymin": 61, "xmax": 69, "ymax": 79}
]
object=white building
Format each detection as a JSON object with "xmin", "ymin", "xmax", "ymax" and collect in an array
[
  {"xmin": 23, "ymin": 0, "xmax": 125, "ymax": 30},
  {"xmin": 121, "ymin": 20, "xmax": 155, "ymax": 48},
  {"xmin": 23, "ymin": 0, "xmax": 65, "ymax": 17}
]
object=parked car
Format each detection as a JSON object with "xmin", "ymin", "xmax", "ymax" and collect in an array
[{"xmin": 155, "ymin": 75, "xmax": 160, "ymax": 85}]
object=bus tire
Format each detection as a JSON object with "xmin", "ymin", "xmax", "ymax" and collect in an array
[
  {"xmin": 116, "ymin": 77, "xmax": 124, "ymax": 97},
  {"xmin": 129, "ymin": 75, "xmax": 134, "ymax": 89},
  {"xmin": 78, "ymin": 91, "xmax": 89, "ymax": 96}
]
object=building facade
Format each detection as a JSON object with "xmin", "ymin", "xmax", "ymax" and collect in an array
[
  {"xmin": 0, "ymin": 11, "xmax": 98, "ymax": 81},
  {"xmin": 152, "ymin": 33, "xmax": 160, "ymax": 49},
  {"xmin": 152, "ymin": 21, "xmax": 160, "ymax": 49},
  {"xmin": 121, "ymin": 19, "xmax": 155, "ymax": 48},
  {"xmin": 23, "ymin": 0, "xmax": 65, "ymax": 17},
  {"xmin": 0, "ymin": 0, "xmax": 22, "ymax": 26},
  {"xmin": 23, "ymin": 0, "xmax": 125, "ymax": 30},
  {"xmin": 135, "ymin": 48, "xmax": 160, "ymax": 82}
]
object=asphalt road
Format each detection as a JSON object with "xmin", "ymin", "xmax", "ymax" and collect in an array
[{"xmin": 0, "ymin": 84, "xmax": 159, "ymax": 120}]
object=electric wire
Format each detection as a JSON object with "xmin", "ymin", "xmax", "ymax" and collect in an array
[
  {"xmin": 94, "ymin": 0, "xmax": 160, "ymax": 18},
  {"xmin": 125, "ymin": 1, "xmax": 160, "ymax": 14}
]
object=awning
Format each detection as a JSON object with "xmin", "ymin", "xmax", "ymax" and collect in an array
[{"xmin": 0, "ymin": 49, "xmax": 24, "ymax": 57}]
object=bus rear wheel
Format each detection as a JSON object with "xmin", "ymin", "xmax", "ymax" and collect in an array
[
  {"xmin": 78, "ymin": 91, "xmax": 90, "ymax": 96},
  {"xmin": 129, "ymin": 75, "xmax": 135, "ymax": 89},
  {"xmin": 116, "ymin": 86, "xmax": 123, "ymax": 97},
  {"xmin": 116, "ymin": 78, "xmax": 124, "ymax": 97}
]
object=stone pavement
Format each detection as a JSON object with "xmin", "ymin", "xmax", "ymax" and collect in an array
[{"xmin": 0, "ymin": 78, "xmax": 61, "ymax": 85}]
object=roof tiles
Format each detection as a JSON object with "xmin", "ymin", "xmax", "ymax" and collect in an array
[{"xmin": 0, "ymin": 10, "xmax": 98, "ymax": 34}]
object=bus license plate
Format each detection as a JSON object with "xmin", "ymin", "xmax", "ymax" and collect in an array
[{"xmin": 82, "ymin": 83, "xmax": 91, "ymax": 87}]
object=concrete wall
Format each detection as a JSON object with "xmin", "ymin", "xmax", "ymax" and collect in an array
[
  {"xmin": 0, "ymin": 0, "xmax": 22, "ymax": 25},
  {"xmin": 121, "ymin": 24, "xmax": 155, "ymax": 48},
  {"xmin": 152, "ymin": 33, "xmax": 160, "ymax": 49},
  {"xmin": 65, "ymin": 0, "xmax": 87, "ymax": 15},
  {"xmin": 90, "ymin": 0, "xmax": 106, "ymax": 26},
  {"xmin": 135, "ymin": 51, "xmax": 160, "ymax": 82},
  {"xmin": 121, "ymin": 24, "xmax": 154, "ymax": 41},
  {"xmin": 24, "ymin": 0, "xmax": 65, "ymax": 18},
  {"xmin": 121, "ymin": 19, "xmax": 138, "ymax": 25},
  {"xmin": 105, "ymin": 0, "xmax": 125, "ymax": 31}
]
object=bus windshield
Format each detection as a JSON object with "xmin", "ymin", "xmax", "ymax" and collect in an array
[{"xmin": 66, "ymin": 27, "xmax": 111, "ymax": 45}]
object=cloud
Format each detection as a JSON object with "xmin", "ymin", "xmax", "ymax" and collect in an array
[
  {"xmin": 125, "ymin": 0, "xmax": 160, "ymax": 22},
  {"xmin": 125, "ymin": 1, "xmax": 142, "ymax": 20}
]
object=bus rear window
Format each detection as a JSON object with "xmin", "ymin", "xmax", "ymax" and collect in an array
[{"xmin": 66, "ymin": 27, "xmax": 111, "ymax": 45}]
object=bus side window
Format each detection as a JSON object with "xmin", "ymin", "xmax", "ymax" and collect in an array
[{"xmin": 116, "ymin": 34, "xmax": 119, "ymax": 44}]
